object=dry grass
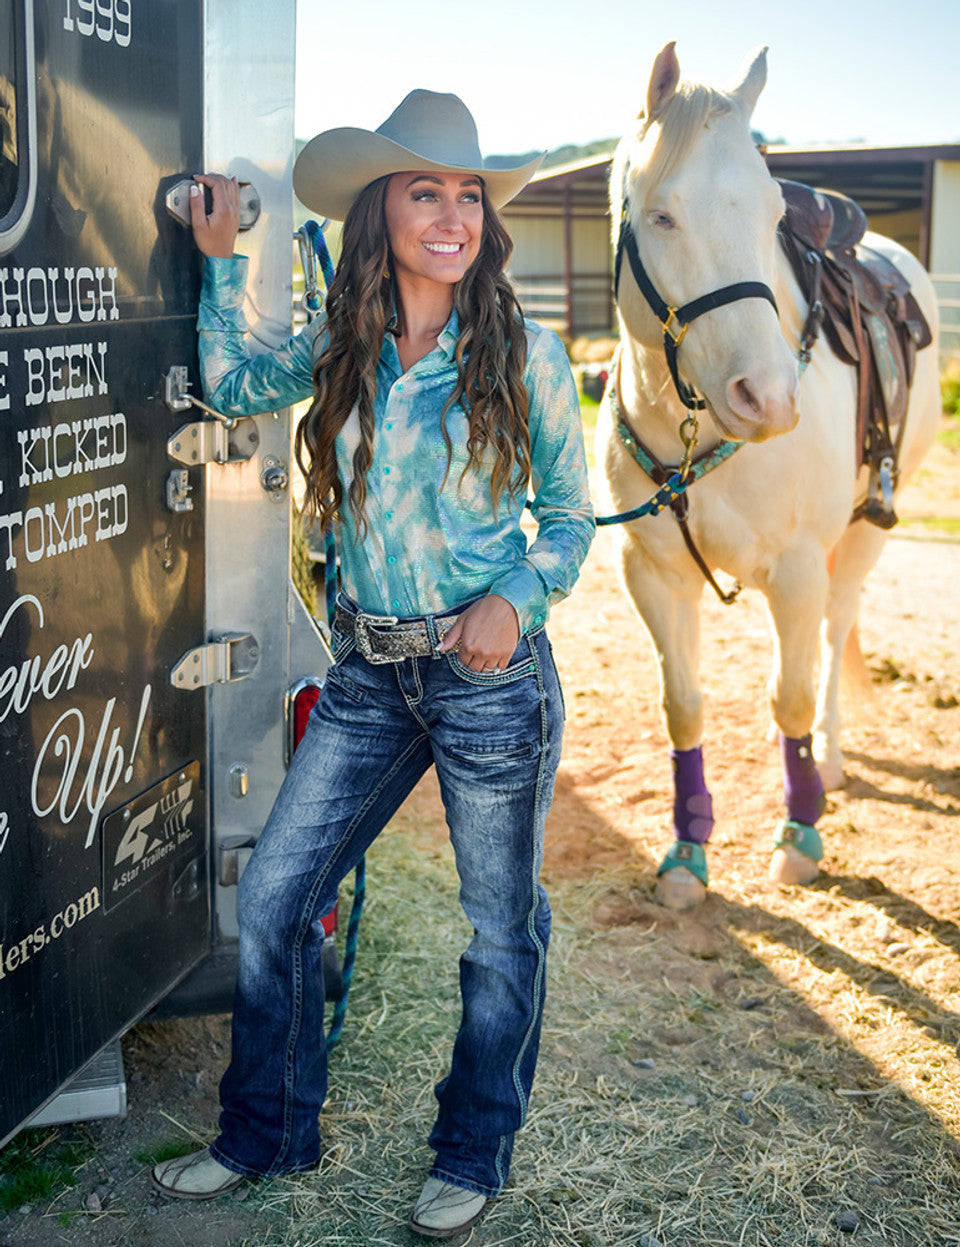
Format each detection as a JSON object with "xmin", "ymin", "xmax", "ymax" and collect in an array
[{"xmin": 236, "ymin": 818, "xmax": 960, "ymax": 1247}]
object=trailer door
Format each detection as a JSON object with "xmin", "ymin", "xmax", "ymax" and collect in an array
[{"xmin": 0, "ymin": 0, "xmax": 211, "ymax": 1143}]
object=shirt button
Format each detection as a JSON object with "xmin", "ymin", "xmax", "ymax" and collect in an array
[
  {"xmin": 395, "ymin": 383, "xmax": 404, "ymax": 393},
  {"xmin": 534, "ymin": 614, "xmax": 544, "ymax": 625},
  {"xmin": 387, "ymin": 555, "xmax": 397, "ymax": 565},
  {"xmin": 392, "ymin": 599, "xmax": 401, "ymax": 609},
  {"xmin": 383, "ymin": 466, "xmax": 391, "ymax": 475},
  {"xmin": 385, "ymin": 421, "xmax": 393, "ymax": 430},
  {"xmin": 385, "ymin": 510, "xmax": 394, "ymax": 520}
]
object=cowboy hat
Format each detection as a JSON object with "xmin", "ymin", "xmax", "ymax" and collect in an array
[{"xmin": 293, "ymin": 89, "xmax": 543, "ymax": 221}]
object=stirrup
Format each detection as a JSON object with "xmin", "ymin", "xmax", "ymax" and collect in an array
[
  {"xmin": 657, "ymin": 840, "xmax": 708, "ymax": 886},
  {"xmin": 773, "ymin": 820, "xmax": 823, "ymax": 862}
]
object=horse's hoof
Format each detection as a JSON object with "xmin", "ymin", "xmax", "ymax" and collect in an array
[
  {"xmin": 655, "ymin": 865, "xmax": 707, "ymax": 911},
  {"xmin": 769, "ymin": 844, "xmax": 820, "ymax": 885}
]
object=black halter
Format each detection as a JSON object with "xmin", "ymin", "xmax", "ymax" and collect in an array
[{"xmin": 614, "ymin": 209, "xmax": 779, "ymax": 411}]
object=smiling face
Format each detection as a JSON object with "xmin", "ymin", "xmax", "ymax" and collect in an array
[{"xmin": 384, "ymin": 171, "xmax": 484, "ymax": 290}]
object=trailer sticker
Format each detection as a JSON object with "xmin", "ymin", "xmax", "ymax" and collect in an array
[
  {"xmin": 0, "ymin": 886, "xmax": 102, "ymax": 982},
  {"xmin": 101, "ymin": 762, "xmax": 202, "ymax": 911},
  {"xmin": 28, "ymin": 664, "xmax": 150, "ymax": 851},
  {"xmin": 63, "ymin": 0, "xmax": 133, "ymax": 50}
]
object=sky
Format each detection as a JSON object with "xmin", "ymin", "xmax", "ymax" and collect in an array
[{"xmin": 295, "ymin": 0, "xmax": 960, "ymax": 157}]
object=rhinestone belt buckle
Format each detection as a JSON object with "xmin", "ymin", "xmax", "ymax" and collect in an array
[{"xmin": 354, "ymin": 612, "xmax": 400, "ymax": 664}]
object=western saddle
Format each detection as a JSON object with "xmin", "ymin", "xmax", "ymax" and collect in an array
[{"xmin": 777, "ymin": 179, "xmax": 933, "ymax": 528}]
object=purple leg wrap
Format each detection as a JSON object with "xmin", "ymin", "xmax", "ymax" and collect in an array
[
  {"xmin": 781, "ymin": 733, "xmax": 825, "ymax": 825},
  {"xmin": 671, "ymin": 747, "xmax": 714, "ymax": 845}
]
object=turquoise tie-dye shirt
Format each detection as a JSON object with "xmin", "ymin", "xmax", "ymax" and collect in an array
[{"xmin": 197, "ymin": 256, "xmax": 594, "ymax": 634}]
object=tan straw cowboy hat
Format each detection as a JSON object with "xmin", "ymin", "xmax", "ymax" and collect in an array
[{"xmin": 293, "ymin": 89, "xmax": 543, "ymax": 221}]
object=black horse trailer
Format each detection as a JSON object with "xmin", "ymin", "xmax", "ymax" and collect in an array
[{"xmin": 0, "ymin": 0, "xmax": 329, "ymax": 1145}]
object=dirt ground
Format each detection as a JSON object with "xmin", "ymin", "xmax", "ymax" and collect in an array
[{"xmin": 2, "ymin": 435, "xmax": 958, "ymax": 1246}]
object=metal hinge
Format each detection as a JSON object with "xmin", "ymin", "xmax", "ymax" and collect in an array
[
  {"xmin": 166, "ymin": 418, "xmax": 259, "ymax": 466},
  {"xmin": 170, "ymin": 633, "xmax": 261, "ymax": 690}
]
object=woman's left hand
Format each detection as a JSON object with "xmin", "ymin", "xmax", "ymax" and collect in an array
[
  {"xmin": 438, "ymin": 595, "xmax": 520, "ymax": 672},
  {"xmin": 190, "ymin": 173, "xmax": 241, "ymax": 258}
]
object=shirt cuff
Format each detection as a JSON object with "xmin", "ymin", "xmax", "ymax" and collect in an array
[{"xmin": 488, "ymin": 565, "xmax": 548, "ymax": 636}]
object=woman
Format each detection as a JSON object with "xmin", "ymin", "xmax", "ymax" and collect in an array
[{"xmin": 151, "ymin": 89, "xmax": 594, "ymax": 1238}]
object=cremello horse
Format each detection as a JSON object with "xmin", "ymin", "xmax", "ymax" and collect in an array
[{"xmin": 596, "ymin": 43, "xmax": 941, "ymax": 909}]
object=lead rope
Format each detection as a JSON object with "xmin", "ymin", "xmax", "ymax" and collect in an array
[
  {"xmin": 295, "ymin": 220, "xmax": 366, "ymax": 1053},
  {"xmin": 605, "ymin": 372, "xmax": 743, "ymax": 605},
  {"xmin": 594, "ymin": 397, "xmax": 704, "ymax": 528}
]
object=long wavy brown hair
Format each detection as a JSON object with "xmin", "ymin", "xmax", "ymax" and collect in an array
[{"xmin": 295, "ymin": 175, "xmax": 531, "ymax": 534}]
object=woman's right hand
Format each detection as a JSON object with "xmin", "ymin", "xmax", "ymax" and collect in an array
[{"xmin": 189, "ymin": 173, "xmax": 241, "ymax": 258}]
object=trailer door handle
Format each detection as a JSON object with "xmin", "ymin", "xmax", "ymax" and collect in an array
[{"xmin": 165, "ymin": 178, "xmax": 261, "ymax": 232}]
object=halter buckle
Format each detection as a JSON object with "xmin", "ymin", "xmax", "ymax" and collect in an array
[{"xmin": 662, "ymin": 307, "xmax": 688, "ymax": 346}]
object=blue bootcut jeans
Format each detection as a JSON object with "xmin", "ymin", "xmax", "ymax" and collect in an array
[{"xmin": 209, "ymin": 603, "xmax": 564, "ymax": 1199}]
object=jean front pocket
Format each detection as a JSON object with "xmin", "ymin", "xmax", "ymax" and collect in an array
[
  {"xmin": 444, "ymin": 652, "xmax": 537, "ymax": 687},
  {"xmin": 443, "ymin": 635, "xmax": 537, "ymax": 687}
]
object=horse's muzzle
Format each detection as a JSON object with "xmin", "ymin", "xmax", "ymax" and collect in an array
[{"xmin": 720, "ymin": 369, "xmax": 799, "ymax": 441}]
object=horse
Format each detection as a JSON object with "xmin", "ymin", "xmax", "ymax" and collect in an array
[{"xmin": 595, "ymin": 42, "xmax": 941, "ymax": 910}]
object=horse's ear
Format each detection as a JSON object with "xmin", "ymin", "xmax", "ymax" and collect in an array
[
  {"xmin": 729, "ymin": 45, "xmax": 768, "ymax": 120},
  {"xmin": 645, "ymin": 41, "xmax": 680, "ymax": 122}
]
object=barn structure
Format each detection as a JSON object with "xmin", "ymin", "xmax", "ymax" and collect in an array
[{"xmin": 501, "ymin": 143, "xmax": 960, "ymax": 365}]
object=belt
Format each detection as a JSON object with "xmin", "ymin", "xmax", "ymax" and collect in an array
[{"xmin": 334, "ymin": 603, "xmax": 459, "ymax": 664}]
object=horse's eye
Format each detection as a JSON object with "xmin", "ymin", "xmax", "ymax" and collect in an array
[{"xmin": 648, "ymin": 210, "xmax": 675, "ymax": 230}]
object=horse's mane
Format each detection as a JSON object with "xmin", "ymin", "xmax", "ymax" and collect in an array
[{"xmin": 619, "ymin": 82, "xmax": 739, "ymax": 204}]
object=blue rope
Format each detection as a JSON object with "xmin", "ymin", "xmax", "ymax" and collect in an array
[
  {"xmin": 300, "ymin": 218, "xmax": 365, "ymax": 1053},
  {"xmin": 323, "ymin": 525, "xmax": 338, "ymax": 628},
  {"xmin": 305, "ymin": 219, "xmax": 336, "ymax": 288},
  {"xmin": 595, "ymin": 469, "xmax": 691, "ymax": 526},
  {"xmin": 539, "ymin": 430, "xmax": 741, "ymax": 530},
  {"xmin": 595, "ymin": 399, "xmax": 744, "ymax": 527},
  {"xmin": 325, "ymin": 856, "xmax": 366, "ymax": 1052},
  {"xmin": 321, "ymin": 518, "xmax": 361, "ymax": 1054}
]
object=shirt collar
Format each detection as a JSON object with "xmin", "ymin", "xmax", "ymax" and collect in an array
[
  {"xmin": 380, "ymin": 306, "xmax": 461, "ymax": 373},
  {"xmin": 437, "ymin": 307, "xmax": 460, "ymax": 359}
]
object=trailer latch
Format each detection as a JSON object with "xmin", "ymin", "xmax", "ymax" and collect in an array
[
  {"xmin": 260, "ymin": 455, "xmax": 289, "ymax": 500},
  {"xmin": 165, "ymin": 178, "xmax": 261, "ymax": 232},
  {"xmin": 170, "ymin": 633, "xmax": 260, "ymax": 689},
  {"xmin": 164, "ymin": 365, "xmax": 237, "ymax": 426},
  {"xmin": 218, "ymin": 835, "xmax": 257, "ymax": 887},
  {"xmin": 164, "ymin": 366, "xmax": 259, "ymax": 462},
  {"xmin": 164, "ymin": 366, "xmax": 261, "ymax": 464},
  {"xmin": 166, "ymin": 468, "xmax": 194, "ymax": 513}
]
